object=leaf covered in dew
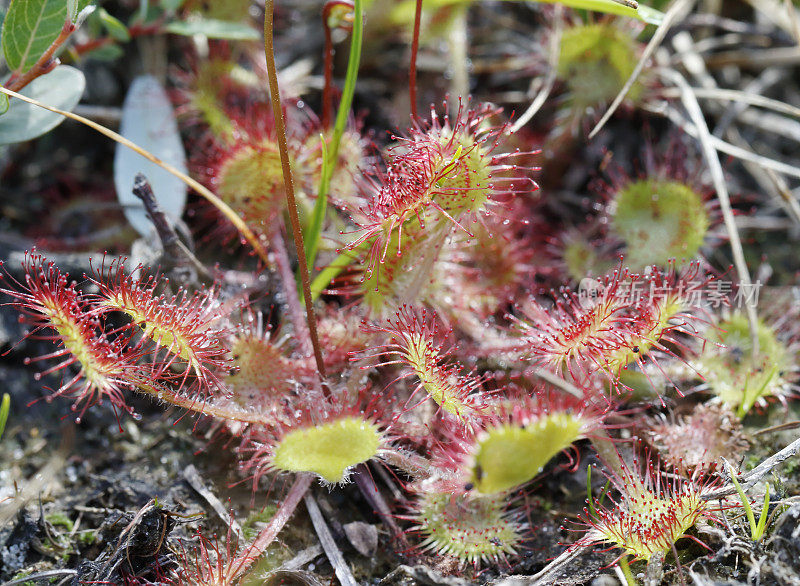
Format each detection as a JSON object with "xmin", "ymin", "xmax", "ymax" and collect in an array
[
  {"xmin": 0, "ymin": 65, "xmax": 85, "ymax": 145},
  {"xmin": 271, "ymin": 417, "xmax": 383, "ymax": 484},
  {"xmin": 114, "ymin": 75, "xmax": 187, "ymax": 238},
  {"xmin": 697, "ymin": 313, "xmax": 793, "ymax": 416},
  {"xmin": 415, "ymin": 491, "xmax": 521, "ymax": 566},
  {"xmin": 611, "ymin": 179, "xmax": 709, "ymax": 270}
]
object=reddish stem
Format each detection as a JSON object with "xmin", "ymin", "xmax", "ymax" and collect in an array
[
  {"xmin": 409, "ymin": 0, "xmax": 424, "ymax": 120},
  {"xmin": 273, "ymin": 225, "xmax": 312, "ymax": 357},
  {"xmin": 6, "ymin": 20, "xmax": 76, "ymax": 93},
  {"xmin": 228, "ymin": 473, "xmax": 314, "ymax": 580},
  {"xmin": 71, "ymin": 22, "xmax": 162, "ymax": 58},
  {"xmin": 264, "ymin": 0, "xmax": 329, "ymax": 390},
  {"xmin": 322, "ymin": 12, "xmax": 335, "ymax": 128},
  {"xmin": 321, "ymin": 1, "xmax": 354, "ymax": 128}
]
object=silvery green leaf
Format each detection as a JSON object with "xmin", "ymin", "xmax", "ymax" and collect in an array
[
  {"xmin": 165, "ymin": 17, "xmax": 260, "ymax": 40},
  {"xmin": 0, "ymin": 65, "xmax": 85, "ymax": 144},
  {"xmin": 114, "ymin": 75, "xmax": 187, "ymax": 238}
]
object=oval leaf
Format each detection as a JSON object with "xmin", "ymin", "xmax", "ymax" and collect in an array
[
  {"xmin": 114, "ymin": 75, "xmax": 187, "ymax": 238},
  {"xmin": 2, "ymin": 0, "xmax": 66, "ymax": 73},
  {"xmin": 0, "ymin": 65, "xmax": 85, "ymax": 145},
  {"xmin": 165, "ymin": 17, "xmax": 260, "ymax": 40},
  {"xmin": 98, "ymin": 8, "xmax": 130, "ymax": 42}
]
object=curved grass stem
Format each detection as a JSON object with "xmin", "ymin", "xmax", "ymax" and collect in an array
[{"xmin": 0, "ymin": 85, "xmax": 273, "ymax": 270}]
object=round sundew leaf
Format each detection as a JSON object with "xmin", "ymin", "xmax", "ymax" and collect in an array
[
  {"xmin": 470, "ymin": 413, "xmax": 585, "ymax": 495},
  {"xmin": 697, "ymin": 313, "xmax": 790, "ymax": 415},
  {"xmin": 611, "ymin": 179, "xmax": 709, "ymax": 270},
  {"xmin": 602, "ymin": 294, "xmax": 685, "ymax": 372},
  {"xmin": 272, "ymin": 417, "xmax": 382, "ymax": 484},
  {"xmin": 216, "ymin": 141, "xmax": 287, "ymax": 230},
  {"xmin": 558, "ymin": 23, "xmax": 642, "ymax": 108},
  {"xmin": 417, "ymin": 492, "xmax": 519, "ymax": 566}
]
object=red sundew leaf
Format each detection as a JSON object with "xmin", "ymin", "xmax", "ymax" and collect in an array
[{"xmin": 0, "ymin": 251, "xmax": 144, "ymax": 421}]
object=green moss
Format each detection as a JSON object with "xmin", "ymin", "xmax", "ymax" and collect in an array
[
  {"xmin": 243, "ymin": 504, "xmax": 278, "ymax": 541},
  {"xmin": 11, "ymin": 570, "xmax": 36, "ymax": 586},
  {"xmin": 611, "ymin": 179, "xmax": 709, "ymax": 269},
  {"xmin": 77, "ymin": 529, "xmax": 98, "ymax": 546},
  {"xmin": 272, "ymin": 417, "xmax": 382, "ymax": 484},
  {"xmin": 470, "ymin": 413, "xmax": 586, "ymax": 494},
  {"xmin": 45, "ymin": 511, "xmax": 74, "ymax": 531}
]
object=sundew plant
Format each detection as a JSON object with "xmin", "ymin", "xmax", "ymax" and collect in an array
[{"xmin": 2, "ymin": 0, "xmax": 800, "ymax": 584}]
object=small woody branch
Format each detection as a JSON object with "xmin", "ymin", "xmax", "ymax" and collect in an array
[{"xmin": 6, "ymin": 20, "xmax": 76, "ymax": 92}]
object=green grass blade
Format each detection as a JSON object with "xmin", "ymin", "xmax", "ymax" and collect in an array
[
  {"xmin": 305, "ymin": 133, "xmax": 331, "ymax": 271},
  {"xmin": 0, "ymin": 393, "xmax": 10, "ymax": 441},
  {"xmin": 728, "ymin": 463, "xmax": 758, "ymax": 539},
  {"xmin": 755, "ymin": 484, "xmax": 771, "ymax": 541},
  {"xmin": 310, "ymin": 239, "xmax": 371, "ymax": 300},
  {"xmin": 304, "ymin": 0, "xmax": 364, "ymax": 271},
  {"xmin": 586, "ymin": 465, "xmax": 597, "ymax": 519}
]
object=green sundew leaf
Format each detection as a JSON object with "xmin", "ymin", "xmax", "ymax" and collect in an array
[
  {"xmin": 390, "ymin": 0, "xmax": 663, "ymax": 26},
  {"xmin": 0, "ymin": 65, "xmax": 85, "ymax": 145},
  {"xmin": 165, "ymin": 17, "xmax": 260, "ymax": 40},
  {"xmin": 471, "ymin": 413, "xmax": 586, "ymax": 495},
  {"xmin": 2, "ymin": 0, "xmax": 67, "ymax": 73},
  {"xmin": 97, "ymin": 8, "xmax": 129, "ymax": 42},
  {"xmin": 0, "ymin": 94, "xmax": 8, "ymax": 115},
  {"xmin": 272, "ymin": 418, "xmax": 382, "ymax": 484},
  {"xmin": 537, "ymin": 0, "xmax": 664, "ymax": 24}
]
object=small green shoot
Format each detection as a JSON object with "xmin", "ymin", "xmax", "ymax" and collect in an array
[
  {"xmin": 586, "ymin": 465, "xmax": 611, "ymax": 520},
  {"xmin": 0, "ymin": 393, "xmax": 9, "ymax": 441},
  {"xmin": 728, "ymin": 462, "xmax": 771, "ymax": 542}
]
